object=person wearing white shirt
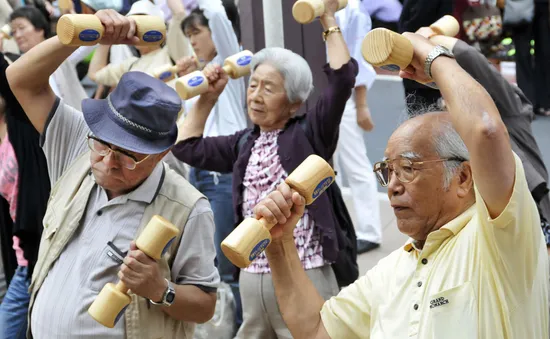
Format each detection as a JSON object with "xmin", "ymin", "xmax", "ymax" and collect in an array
[
  {"xmin": 179, "ymin": 0, "xmax": 246, "ymax": 333},
  {"xmin": 332, "ymin": 0, "xmax": 382, "ymax": 253}
]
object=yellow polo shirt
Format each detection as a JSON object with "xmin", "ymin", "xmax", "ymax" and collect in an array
[{"xmin": 321, "ymin": 153, "xmax": 549, "ymax": 339}]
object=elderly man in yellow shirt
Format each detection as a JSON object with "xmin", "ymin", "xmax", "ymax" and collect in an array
[{"xmin": 251, "ymin": 31, "xmax": 550, "ymax": 339}]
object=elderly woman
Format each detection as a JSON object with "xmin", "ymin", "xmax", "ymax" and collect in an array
[{"xmin": 171, "ymin": 1, "xmax": 358, "ymax": 337}]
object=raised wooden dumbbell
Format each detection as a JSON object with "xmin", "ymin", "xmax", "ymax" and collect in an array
[
  {"xmin": 361, "ymin": 15, "xmax": 459, "ymax": 89},
  {"xmin": 221, "ymin": 155, "xmax": 335, "ymax": 268},
  {"xmin": 57, "ymin": 14, "xmax": 166, "ymax": 46},
  {"xmin": 175, "ymin": 50, "xmax": 253, "ymax": 100},
  {"xmin": 58, "ymin": 0, "xmax": 74, "ymax": 12},
  {"xmin": 88, "ymin": 215, "xmax": 179, "ymax": 328},
  {"xmin": 292, "ymin": 0, "xmax": 347, "ymax": 24},
  {"xmin": 0, "ymin": 25, "xmax": 11, "ymax": 40},
  {"xmin": 152, "ymin": 55, "xmax": 200, "ymax": 82}
]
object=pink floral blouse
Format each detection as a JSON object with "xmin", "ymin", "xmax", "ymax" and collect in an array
[{"xmin": 241, "ymin": 129, "xmax": 326, "ymax": 274}]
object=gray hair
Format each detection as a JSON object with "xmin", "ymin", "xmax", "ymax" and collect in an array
[
  {"xmin": 250, "ymin": 47, "xmax": 314, "ymax": 104},
  {"xmin": 404, "ymin": 97, "xmax": 470, "ymax": 189}
]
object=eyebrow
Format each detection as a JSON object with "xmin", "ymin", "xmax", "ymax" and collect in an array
[{"xmin": 382, "ymin": 151, "xmax": 422, "ymax": 161}]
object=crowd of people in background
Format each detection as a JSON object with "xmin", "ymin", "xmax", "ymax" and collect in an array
[{"xmin": 0, "ymin": 0, "xmax": 549, "ymax": 338}]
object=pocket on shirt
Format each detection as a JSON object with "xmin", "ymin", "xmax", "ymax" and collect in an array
[
  {"xmin": 88, "ymin": 243, "xmax": 127, "ymax": 293},
  {"xmin": 428, "ymin": 281, "xmax": 478, "ymax": 339}
]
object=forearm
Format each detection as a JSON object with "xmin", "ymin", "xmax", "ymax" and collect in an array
[
  {"xmin": 178, "ymin": 95, "xmax": 216, "ymax": 140},
  {"xmin": 6, "ymin": 37, "xmax": 77, "ymax": 92},
  {"xmin": 161, "ymin": 285, "xmax": 216, "ymax": 323},
  {"xmin": 321, "ymin": 16, "xmax": 350, "ymax": 70},
  {"xmin": 167, "ymin": 0, "xmax": 185, "ymax": 16},
  {"xmin": 355, "ymin": 85, "xmax": 367, "ymax": 109},
  {"xmin": 266, "ymin": 239, "xmax": 326, "ymax": 339},
  {"xmin": 87, "ymin": 44, "xmax": 110, "ymax": 81}
]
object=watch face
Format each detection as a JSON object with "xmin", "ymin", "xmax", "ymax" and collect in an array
[{"xmin": 166, "ymin": 291, "xmax": 176, "ymax": 304}]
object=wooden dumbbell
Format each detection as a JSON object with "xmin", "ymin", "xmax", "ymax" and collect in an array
[
  {"xmin": 175, "ymin": 50, "xmax": 253, "ymax": 100},
  {"xmin": 152, "ymin": 55, "xmax": 200, "ymax": 82},
  {"xmin": 88, "ymin": 215, "xmax": 179, "ymax": 328},
  {"xmin": 58, "ymin": 0, "xmax": 74, "ymax": 12},
  {"xmin": 361, "ymin": 15, "xmax": 459, "ymax": 88},
  {"xmin": 221, "ymin": 154, "xmax": 335, "ymax": 268},
  {"xmin": 56, "ymin": 14, "xmax": 166, "ymax": 46},
  {"xmin": 1, "ymin": 25, "xmax": 11, "ymax": 40},
  {"xmin": 292, "ymin": 0, "xmax": 347, "ymax": 24}
]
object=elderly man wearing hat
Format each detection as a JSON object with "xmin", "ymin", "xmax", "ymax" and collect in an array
[{"xmin": 6, "ymin": 8, "xmax": 219, "ymax": 339}]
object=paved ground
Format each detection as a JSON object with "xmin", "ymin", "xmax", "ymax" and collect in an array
[{"xmin": 355, "ymin": 76, "xmax": 550, "ymax": 275}]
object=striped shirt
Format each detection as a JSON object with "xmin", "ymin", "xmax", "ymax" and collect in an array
[{"xmin": 241, "ymin": 130, "xmax": 326, "ymax": 274}]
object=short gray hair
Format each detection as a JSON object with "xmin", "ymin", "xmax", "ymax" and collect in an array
[
  {"xmin": 250, "ymin": 47, "xmax": 314, "ymax": 104},
  {"xmin": 405, "ymin": 100, "xmax": 470, "ymax": 189}
]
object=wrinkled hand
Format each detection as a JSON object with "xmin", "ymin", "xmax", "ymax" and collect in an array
[
  {"xmin": 253, "ymin": 182, "xmax": 306, "ymax": 242},
  {"xmin": 119, "ymin": 241, "xmax": 166, "ymax": 302},
  {"xmin": 321, "ymin": 0, "xmax": 340, "ymax": 18},
  {"xmin": 357, "ymin": 106, "xmax": 374, "ymax": 131},
  {"xmin": 201, "ymin": 63, "xmax": 229, "ymax": 100},
  {"xmin": 95, "ymin": 9, "xmax": 140, "ymax": 46},
  {"xmin": 176, "ymin": 55, "xmax": 199, "ymax": 77},
  {"xmin": 398, "ymin": 32, "xmax": 438, "ymax": 84}
]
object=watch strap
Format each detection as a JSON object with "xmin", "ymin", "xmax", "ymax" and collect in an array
[
  {"xmin": 424, "ymin": 45, "xmax": 454, "ymax": 79},
  {"xmin": 322, "ymin": 26, "xmax": 341, "ymax": 42},
  {"xmin": 149, "ymin": 279, "xmax": 175, "ymax": 307}
]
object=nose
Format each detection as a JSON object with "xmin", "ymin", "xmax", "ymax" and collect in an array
[
  {"xmin": 248, "ymin": 86, "xmax": 262, "ymax": 103},
  {"xmin": 387, "ymin": 171, "xmax": 404, "ymax": 198},
  {"xmin": 102, "ymin": 151, "xmax": 119, "ymax": 169}
]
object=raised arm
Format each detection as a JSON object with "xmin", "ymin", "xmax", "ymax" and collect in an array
[
  {"xmin": 166, "ymin": 0, "xmax": 193, "ymax": 61},
  {"xmin": 7, "ymin": 10, "xmax": 139, "ymax": 134},
  {"xmin": 171, "ymin": 63, "xmax": 242, "ymax": 173},
  {"xmin": 429, "ymin": 35, "xmax": 524, "ymax": 119},
  {"xmin": 402, "ymin": 33, "xmax": 515, "ymax": 218},
  {"xmin": 197, "ymin": 0, "xmax": 239, "ymax": 61},
  {"xmin": 307, "ymin": 2, "xmax": 357, "ymax": 158}
]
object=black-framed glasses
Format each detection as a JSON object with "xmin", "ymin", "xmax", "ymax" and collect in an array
[
  {"xmin": 86, "ymin": 135, "xmax": 150, "ymax": 170},
  {"xmin": 373, "ymin": 157, "xmax": 465, "ymax": 187}
]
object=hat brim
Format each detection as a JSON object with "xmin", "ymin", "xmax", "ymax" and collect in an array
[{"xmin": 82, "ymin": 97, "xmax": 177, "ymax": 155}]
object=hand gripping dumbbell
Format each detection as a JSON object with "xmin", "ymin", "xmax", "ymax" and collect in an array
[
  {"xmin": 0, "ymin": 25, "xmax": 11, "ymax": 40},
  {"xmin": 292, "ymin": 0, "xmax": 347, "ymax": 24},
  {"xmin": 56, "ymin": 14, "xmax": 166, "ymax": 46},
  {"xmin": 175, "ymin": 50, "xmax": 253, "ymax": 100},
  {"xmin": 361, "ymin": 15, "xmax": 459, "ymax": 89},
  {"xmin": 152, "ymin": 55, "xmax": 200, "ymax": 82},
  {"xmin": 221, "ymin": 154, "xmax": 335, "ymax": 268},
  {"xmin": 88, "ymin": 215, "xmax": 179, "ymax": 328}
]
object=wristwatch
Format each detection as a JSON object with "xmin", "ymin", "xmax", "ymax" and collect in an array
[
  {"xmin": 424, "ymin": 45, "xmax": 455, "ymax": 79},
  {"xmin": 322, "ymin": 26, "xmax": 341, "ymax": 42},
  {"xmin": 149, "ymin": 279, "xmax": 176, "ymax": 307}
]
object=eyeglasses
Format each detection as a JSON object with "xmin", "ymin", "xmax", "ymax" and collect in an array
[
  {"xmin": 86, "ymin": 135, "xmax": 150, "ymax": 170},
  {"xmin": 373, "ymin": 157, "xmax": 465, "ymax": 187}
]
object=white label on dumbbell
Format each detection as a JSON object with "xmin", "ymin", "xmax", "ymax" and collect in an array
[
  {"xmin": 236, "ymin": 55, "xmax": 252, "ymax": 66},
  {"xmin": 79, "ymin": 29, "xmax": 100, "ymax": 42},
  {"xmin": 381, "ymin": 64, "xmax": 400, "ymax": 72},
  {"xmin": 142, "ymin": 30, "xmax": 163, "ymax": 42},
  {"xmin": 249, "ymin": 239, "xmax": 270, "ymax": 261},
  {"xmin": 188, "ymin": 75, "xmax": 204, "ymax": 87},
  {"xmin": 312, "ymin": 176, "xmax": 333, "ymax": 200}
]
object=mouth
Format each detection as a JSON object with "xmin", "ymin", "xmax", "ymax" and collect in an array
[
  {"xmin": 250, "ymin": 108, "xmax": 264, "ymax": 114},
  {"xmin": 391, "ymin": 205, "xmax": 409, "ymax": 213}
]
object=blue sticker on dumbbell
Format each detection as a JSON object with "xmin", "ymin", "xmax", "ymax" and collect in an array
[
  {"xmin": 161, "ymin": 237, "xmax": 176, "ymax": 256},
  {"xmin": 312, "ymin": 177, "xmax": 333, "ymax": 200},
  {"xmin": 142, "ymin": 30, "xmax": 163, "ymax": 42},
  {"xmin": 249, "ymin": 239, "xmax": 270, "ymax": 261},
  {"xmin": 188, "ymin": 76, "xmax": 204, "ymax": 87},
  {"xmin": 79, "ymin": 29, "xmax": 100, "ymax": 42},
  {"xmin": 159, "ymin": 71, "xmax": 172, "ymax": 80},
  {"xmin": 114, "ymin": 305, "xmax": 129, "ymax": 325},
  {"xmin": 236, "ymin": 55, "xmax": 252, "ymax": 66},
  {"xmin": 380, "ymin": 64, "xmax": 400, "ymax": 72}
]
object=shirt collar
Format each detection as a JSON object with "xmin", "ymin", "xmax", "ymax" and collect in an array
[{"xmin": 402, "ymin": 203, "xmax": 477, "ymax": 252}]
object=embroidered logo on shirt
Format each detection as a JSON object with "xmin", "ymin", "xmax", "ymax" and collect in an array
[{"xmin": 429, "ymin": 296, "xmax": 449, "ymax": 309}]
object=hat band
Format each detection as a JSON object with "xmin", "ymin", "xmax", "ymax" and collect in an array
[{"xmin": 107, "ymin": 95, "xmax": 171, "ymax": 136}]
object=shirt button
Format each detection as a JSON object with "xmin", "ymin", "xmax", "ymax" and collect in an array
[
  {"xmin": 417, "ymin": 281, "xmax": 422, "ymax": 287},
  {"xmin": 97, "ymin": 210, "xmax": 103, "ymax": 216},
  {"xmin": 413, "ymin": 304, "xmax": 419, "ymax": 310},
  {"xmin": 421, "ymin": 258, "xmax": 428, "ymax": 265}
]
